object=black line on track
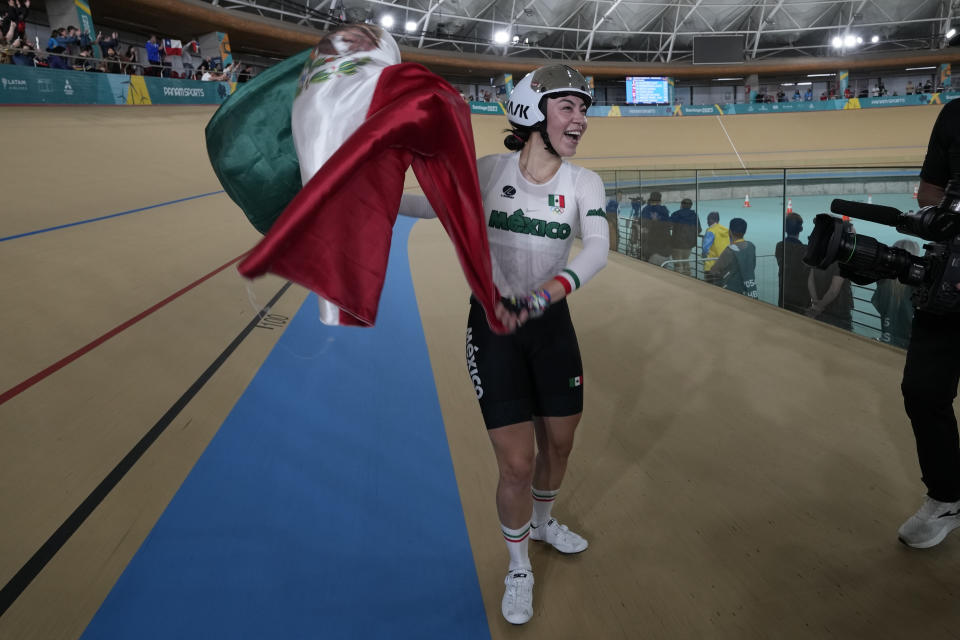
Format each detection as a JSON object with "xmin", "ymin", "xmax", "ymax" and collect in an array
[{"xmin": 0, "ymin": 281, "xmax": 293, "ymax": 618}]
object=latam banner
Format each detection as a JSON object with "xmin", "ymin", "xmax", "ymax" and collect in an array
[{"xmin": 0, "ymin": 66, "xmax": 236, "ymax": 105}]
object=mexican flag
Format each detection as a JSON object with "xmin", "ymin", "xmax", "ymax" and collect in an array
[
  {"xmin": 569, "ymin": 375, "xmax": 582, "ymax": 388},
  {"xmin": 548, "ymin": 194, "xmax": 565, "ymax": 208}
]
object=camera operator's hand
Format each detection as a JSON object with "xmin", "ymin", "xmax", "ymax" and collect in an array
[{"xmin": 805, "ymin": 302, "xmax": 823, "ymax": 318}]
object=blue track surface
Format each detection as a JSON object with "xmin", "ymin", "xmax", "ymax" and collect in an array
[{"xmin": 81, "ymin": 217, "xmax": 490, "ymax": 640}]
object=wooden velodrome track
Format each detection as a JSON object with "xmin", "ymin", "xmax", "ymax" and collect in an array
[{"xmin": 2, "ymin": 102, "xmax": 959, "ymax": 639}]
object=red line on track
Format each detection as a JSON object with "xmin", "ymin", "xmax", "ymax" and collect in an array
[{"xmin": 0, "ymin": 253, "xmax": 247, "ymax": 407}]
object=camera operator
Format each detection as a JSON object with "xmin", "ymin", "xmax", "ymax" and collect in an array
[{"xmin": 897, "ymin": 98, "xmax": 960, "ymax": 549}]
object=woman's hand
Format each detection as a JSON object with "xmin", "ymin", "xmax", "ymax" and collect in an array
[{"xmin": 494, "ymin": 300, "xmax": 528, "ymax": 333}]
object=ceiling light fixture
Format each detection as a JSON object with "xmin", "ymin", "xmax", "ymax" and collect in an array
[
  {"xmin": 405, "ymin": 20, "xmax": 417, "ymax": 32},
  {"xmin": 493, "ymin": 30, "xmax": 509, "ymax": 45},
  {"xmin": 380, "ymin": 15, "xmax": 394, "ymax": 29}
]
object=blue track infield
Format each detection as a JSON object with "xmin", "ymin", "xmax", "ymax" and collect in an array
[{"xmin": 81, "ymin": 217, "xmax": 490, "ymax": 640}]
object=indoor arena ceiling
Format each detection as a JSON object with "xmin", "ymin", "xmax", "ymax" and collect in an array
[{"xmin": 197, "ymin": 0, "xmax": 958, "ymax": 63}]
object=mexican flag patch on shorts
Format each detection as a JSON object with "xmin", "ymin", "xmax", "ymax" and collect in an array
[{"xmin": 569, "ymin": 375, "xmax": 583, "ymax": 388}]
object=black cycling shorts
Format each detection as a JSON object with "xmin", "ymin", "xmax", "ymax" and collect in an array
[{"xmin": 465, "ymin": 297, "xmax": 584, "ymax": 429}]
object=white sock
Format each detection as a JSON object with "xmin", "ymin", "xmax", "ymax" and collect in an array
[
  {"xmin": 531, "ymin": 487, "xmax": 558, "ymax": 528},
  {"xmin": 501, "ymin": 520, "xmax": 531, "ymax": 571}
]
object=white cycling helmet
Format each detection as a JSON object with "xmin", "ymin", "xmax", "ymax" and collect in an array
[{"xmin": 506, "ymin": 64, "xmax": 592, "ymax": 128}]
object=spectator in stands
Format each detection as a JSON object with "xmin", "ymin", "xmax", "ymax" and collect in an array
[
  {"xmin": 906, "ymin": 80, "xmax": 915, "ymax": 95},
  {"xmin": 792, "ymin": 89, "xmax": 801, "ymax": 101},
  {"xmin": 145, "ymin": 34, "xmax": 162, "ymax": 76},
  {"xmin": 73, "ymin": 44, "xmax": 96, "ymax": 71},
  {"xmin": 202, "ymin": 62, "xmax": 237, "ymax": 82},
  {"xmin": 0, "ymin": 2, "xmax": 13, "ymax": 37},
  {"xmin": 639, "ymin": 191, "xmax": 671, "ymax": 265},
  {"xmin": 237, "ymin": 64, "xmax": 253, "ymax": 83},
  {"xmin": 820, "ymin": 91, "xmax": 828, "ymax": 101},
  {"xmin": 710, "ymin": 218, "xmax": 758, "ymax": 298},
  {"xmin": 806, "ymin": 239, "xmax": 854, "ymax": 331},
  {"xmin": 0, "ymin": 28, "xmax": 16, "ymax": 64},
  {"xmin": 605, "ymin": 195, "xmax": 620, "ymax": 252},
  {"xmin": 776, "ymin": 88, "xmax": 786, "ymax": 102},
  {"xmin": 122, "ymin": 44, "xmax": 140, "ymax": 75},
  {"xmin": 871, "ymin": 239, "xmax": 919, "ymax": 348},
  {"xmin": 775, "ymin": 213, "xmax": 810, "ymax": 314},
  {"xmin": 99, "ymin": 31, "xmax": 119, "ymax": 58},
  {"xmin": 626, "ymin": 195, "xmax": 643, "ymax": 258},
  {"xmin": 701, "ymin": 211, "xmax": 730, "ymax": 285},
  {"xmin": 844, "ymin": 86, "xmax": 853, "ymax": 99},
  {"xmin": 10, "ymin": 37, "xmax": 35, "ymax": 66},
  {"xmin": 669, "ymin": 197, "xmax": 701, "ymax": 276},
  {"xmin": 804, "ymin": 87, "xmax": 813, "ymax": 101},
  {"xmin": 2, "ymin": 0, "xmax": 27, "ymax": 41},
  {"xmin": 45, "ymin": 27, "xmax": 71, "ymax": 70},
  {"xmin": 65, "ymin": 26, "xmax": 90, "ymax": 56},
  {"xmin": 102, "ymin": 45, "xmax": 121, "ymax": 74},
  {"xmin": 924, "ymin": 79, "xmax": 933, "ymax": 93}
]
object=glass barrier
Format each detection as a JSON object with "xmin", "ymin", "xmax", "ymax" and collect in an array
[{"xmin": 603, "ymin": 166, "xmax": 921, "ymax": 348}]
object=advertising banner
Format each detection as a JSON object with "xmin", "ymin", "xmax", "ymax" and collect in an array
[
  {"xmin": 0, "ymin": 66, "xmax": 236, "ymax": 105},
  {"xmin": 469, "ymin": 101, "xmax": 505, "ymax": 115},
  {"xmin": 74, "ymin": 0, "xmax": 99, "ymax": 58},
  {"xmin": 144, "ymin": 76, "xmax": 235, "ymax": 104}
]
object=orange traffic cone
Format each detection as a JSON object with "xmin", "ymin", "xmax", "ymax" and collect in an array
[
  {"xmin": 786, "ymin": 199, "xmax": 793, "ymax": 213},
  {"xmin": 913, "ymin": 184, "xmax": 919, "ymax": 199},
  {"xmin": 743, "ymin": 194, "xmax": 751, "ymax": 207}
]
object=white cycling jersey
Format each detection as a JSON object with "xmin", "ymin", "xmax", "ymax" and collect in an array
[{"xmin": 402, "ymin": 152, "xmax": 609, "ymax": 297}]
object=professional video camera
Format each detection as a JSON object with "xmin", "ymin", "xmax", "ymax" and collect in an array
[{"xmin": 804, "ymin": 180, "xmax": 960, "ymax": 313}]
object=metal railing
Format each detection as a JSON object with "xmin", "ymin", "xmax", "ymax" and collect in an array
[{"xmin": 603, "ymin": 166, "xmax": 921, "ymax": 347}]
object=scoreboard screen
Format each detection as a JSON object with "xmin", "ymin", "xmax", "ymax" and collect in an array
[{"xmin": 625, "ymin": 76, "xmax": 669, "ymax": 104}]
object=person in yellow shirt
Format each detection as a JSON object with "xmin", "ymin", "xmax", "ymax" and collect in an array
[{"xmin": 701, "ymin": 211, "xmax": 729, "ymax": 284}]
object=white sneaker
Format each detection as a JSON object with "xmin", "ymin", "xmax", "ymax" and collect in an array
[
  {"xmin": 898, "ymin": 497, "xmax": 960, "ymax": 549},
  {"xmin": 530, "ymin": 518, "xmax": 588, "ymax": 554},
  {"xmin": 501, "ymin": 568, "xmax": 534, "ymax": 625}
]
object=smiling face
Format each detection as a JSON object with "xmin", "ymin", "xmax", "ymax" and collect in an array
[{"xmin": 543, "ymin": 93, "xmax": 588, "ymax": 157}]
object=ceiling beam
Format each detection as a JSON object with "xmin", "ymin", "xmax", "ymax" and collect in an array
[
  {"xmin": 581, "ymin": 0, "xmax": 624, "ymax": 61},
  {"xmin": 656, "ymin": 0, "xmax": 706, "ymax": 62},
  {"xmin": 417, "ymin": 0, "xmax": 446, "ymax": 49}
]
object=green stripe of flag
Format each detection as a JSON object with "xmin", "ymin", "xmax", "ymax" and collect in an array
[{"xmin": 563, "ymin": 268, "xmax": 581, "ymax": 289}]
